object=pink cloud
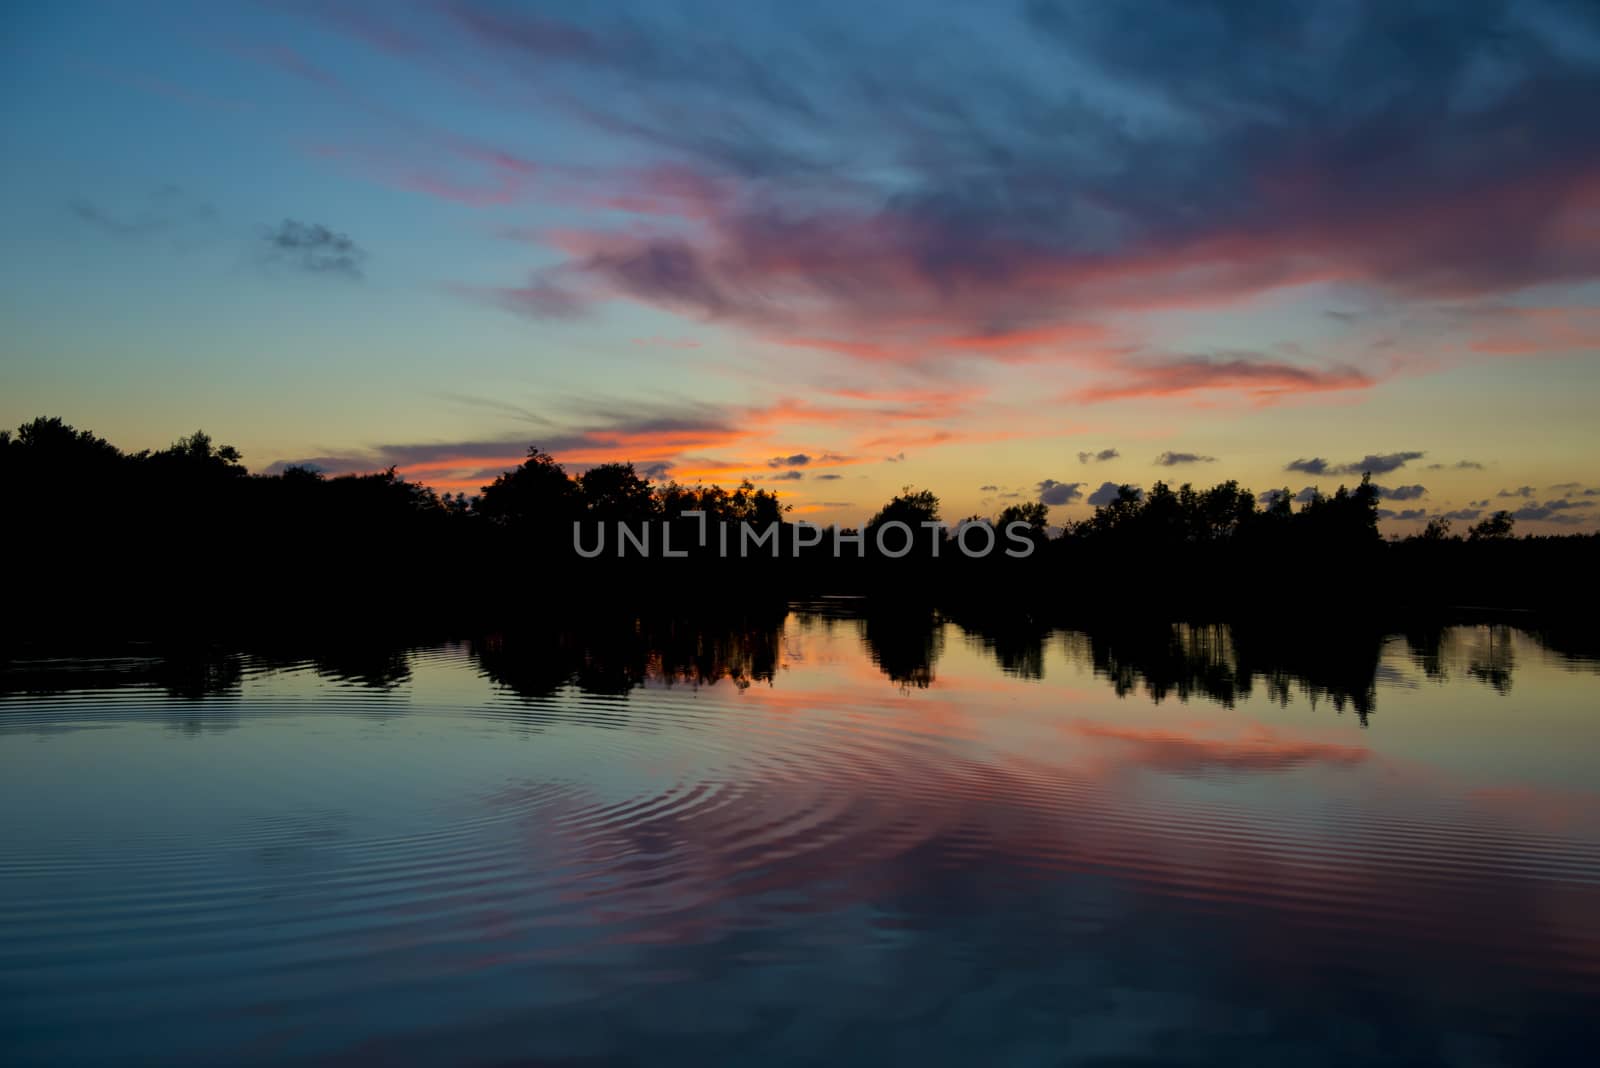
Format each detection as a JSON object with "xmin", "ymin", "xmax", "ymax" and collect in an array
[{"xmin": 1073, "ymin": 355, "xmax": 1376, "ymax": 404}]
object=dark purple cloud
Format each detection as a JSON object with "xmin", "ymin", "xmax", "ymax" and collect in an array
[
  {"xmin": 1288, "ymin": 451, "xmax": 1424, "ymax": 476},
  {"xmin": 1374, "ymin": 484, "xmax": 1427, "ymax": 501},
  {"xmin": 261, "ymin": 398, "xmax": 747, "ymax": 482},
  {"xmin": 1087, "ymin": 481, "xmax": 1140, "ymax": 507},
  {"xmin": 1511, "ymin": 504, "xmax": 1586, "ymax": 524},
  {"xmin": 1339, "ymin": 452, "xmax": 1426, "ymax": 475},
  {"xmin": 1036, "ymin": 479, "xmax": 1083, "ymax": 506}
]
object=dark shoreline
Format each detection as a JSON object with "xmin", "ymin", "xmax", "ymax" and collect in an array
[{"xmin": 7, "ymin": 557, "xmax": 1596, "ymax": 656}]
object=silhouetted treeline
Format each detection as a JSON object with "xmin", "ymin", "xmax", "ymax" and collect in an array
[{"xmin": 3, "ymin": 416, "xmax": 1595, "ymax": 643}]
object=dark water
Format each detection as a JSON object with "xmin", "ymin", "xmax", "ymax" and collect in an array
[{"xmin": 3, "ymin": 608, "xmax": 1598, "ymax": 1066}]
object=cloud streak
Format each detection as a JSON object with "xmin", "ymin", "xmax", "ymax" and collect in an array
[
  {"xmin": 261, "ymin": 219, "xmax": 367, "ymax": 278},
  {"xmin": 1373, "ymin": 484, "xmax": 1427, "ymax": 501},
  {"xmin": 70, "ymin": 185, "xmax": 215, "ymax": 238},
  {"xmin": 306, "ymin": 0, "xmax": 1600, "ymax": 393},
  {"xmin": 1287, "ymin": 451, "xmax": 1425, "ymax": 476}
]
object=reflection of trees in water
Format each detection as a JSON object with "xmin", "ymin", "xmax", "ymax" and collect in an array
[
  {"xmin": 0, "ymin": 652, "xmax": 247, "ymax": 734},
  {"xmin": 1465, "ymin": 628, "xmax": 1516, "ymax": 694},
  {"xmin": 473, "ymin": 612, "xmax": 785, "ymax": 701},
  {"xmin": 237, "ymin": 616, "xmax": 1557, "ymax": 719},
  {"xmin": 859, "ymin": 611, "xmax": 945, "ymax": 690},
  {"xmin": 10, "ymin": 615, "xmax": 1592, "ymax": 729},
  {"xmin": 1403, "ymin": 624, "xmax": 1517, "ymax": 694},
  {"xmin": 953, "ymin": 616, "xmax": 1049, "ymax": 680},
  {"xmin": 247, "ymin": 642, "xmax": 418, "ymax": 691},
  {"xmin": 0, "ymin": 643, "xmax": 428, "ymax": 701},
  {"xmin": 1067, "ymin": 621, "xmax": 1385, "ymax": 723},
  {"xmin": 957, "ymin": 618, "xmax": 1387, "ymax": 723},
  {"xmin": 0, "ymin": 653, "xmax": 245, "ymax": 701},
  {"xmin": 1087, "ymin": 623, "xmax": 1248, "ymax": 705},
  {"xmin": 1526, "ymin": 620, "xmax": 1600, "ymax": 669},
  {"xmin": 311, "ymin": 647, "xmax": 414, "ymax": 690},
  {"xmin": 155, "ymin": 655, "xmax": 244, "ymax": 700}
]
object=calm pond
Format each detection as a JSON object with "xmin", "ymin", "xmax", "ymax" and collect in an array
[{"xmin": 3, "ymin": 607, "xmax": 1597, "ymax": 1065}]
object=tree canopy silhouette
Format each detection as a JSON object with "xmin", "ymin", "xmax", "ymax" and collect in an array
[{"xmin": 4, "ymin": 415, "xmax": 1593, "ymax": 643}]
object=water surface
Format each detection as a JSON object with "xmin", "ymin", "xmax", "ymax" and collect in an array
[{"xmin": 3, "ymin": 609, "xmax": 1598, "ymax": 1065}]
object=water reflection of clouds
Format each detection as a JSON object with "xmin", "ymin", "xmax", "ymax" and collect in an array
[{"xmin": 4, "ymin": 614, "xmax": 1598, "ymax": 1064}]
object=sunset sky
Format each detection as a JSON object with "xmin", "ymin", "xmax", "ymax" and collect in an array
[{"xmin": 3, "ymin": 0, "xmax": 1598, "ymax": 530}]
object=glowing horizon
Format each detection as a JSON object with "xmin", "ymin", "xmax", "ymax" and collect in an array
[{"xmin": 3, "ymin": 1, "xmax": 1598, "ymax": 531}]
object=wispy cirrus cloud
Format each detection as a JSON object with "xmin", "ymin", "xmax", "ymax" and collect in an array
[
  {"xmin": 263, "ymin": 392, "xmax": 932, "ymax": 493},
  {"xmin": 1074, "ymin": 354, "xmax": 1375, "ymax": 404},
  {"xmin": 1460, "ymin": 305, "xmax": 1600, "ymax": 356},
  {"xmin": 70, "ymin": 184, "xmax": 216, "ymax": 238},
  {"xmin": 454, "ymin": 273, "xmax": 588, "ymax": 319},
  {"xmin": 260, "ymin": 219, "xmax": 367, "ymax": 278},
  {"xmin": 302, "ymin": 0, "xmax": 1600, "ymax": 397}
]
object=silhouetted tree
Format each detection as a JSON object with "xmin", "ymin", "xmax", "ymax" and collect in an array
[
  {"xmin": 996, "ymin": 501, "xmax": 1049, "ymax": 531},
  {"xmin": 4, "ymin": 414, "xmax": 1594, "ymax": 643},
  {"xmin": 1085, "ymin": 484, "xmax": 1144, "ymax": 536},
  {"xmin": 867, "ymin": 486, "xmax": 940, "ymax": 529},
  {"xmin": 578, "ymin": 462, "xmax": 658, "ymax": 524},
  {"xmin": 1469, "ymin": 511, "xmax": 1516, "ymax": 541},
  {"xmin": 1420, "ymin": 517, "xmax": 1454, "ymax": 541},
  {"xmin": 476, "ymin": 447, "xmax": 577, "ymax": 529}
]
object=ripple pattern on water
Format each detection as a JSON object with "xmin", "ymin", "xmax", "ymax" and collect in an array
[{"xmin": 3, "ymin": 625, "xmax": 1599, "ymax": 1065}]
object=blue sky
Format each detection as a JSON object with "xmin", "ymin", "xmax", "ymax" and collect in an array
[{"xmin": 4, "ymin": 0, "xmax": 1599, "ymax": 529}]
